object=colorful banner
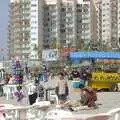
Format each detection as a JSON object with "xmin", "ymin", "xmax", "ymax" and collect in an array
[{"xmin": 11, "ymin": 59, "xmax": 24, "ymax": 102}]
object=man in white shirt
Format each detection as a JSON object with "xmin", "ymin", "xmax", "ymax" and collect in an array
[{"xmin": 28, "ymin": 83, "xmax": 37, "ymax": 105}]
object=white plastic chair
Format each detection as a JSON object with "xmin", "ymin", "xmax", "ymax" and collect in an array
[
  {"xmin": 49, "ymin": 90, "xmax": 59, "ymax": 104},
  {"xmin": 3, "ymin": 85, "xmax": 17, "ymax": 100},
  {"xmin": 0, "ymin": 104, "xmax": 16, "ymax": 120},
  {"xmin": 2, "ymin": 86, "xmax": 11, "ymax": 100},
  {"xmin": 107, "ymin": 108, "xmax": 120, "ymax": 120},
  {"xmin": 0, "ymin": 113, "xmax": 5, "ymax": 120}
]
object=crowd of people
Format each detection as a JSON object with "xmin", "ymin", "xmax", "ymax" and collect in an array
[{"xmin": 0, "ymin": 67, "xmax": 97, "ymax": 109}]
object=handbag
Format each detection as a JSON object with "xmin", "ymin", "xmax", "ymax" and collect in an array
[
  {"xmin": 65, "ymin": 86, "xmax": 69, "ymax": 96},
  {"xmin": 55, "ymin": 86, "xmax": 59, "ymax": 95}
]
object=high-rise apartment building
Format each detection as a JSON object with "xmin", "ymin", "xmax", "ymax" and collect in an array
[
  {"xmin": 8, "ymin": 0, "xmax": 96, "ymax": 60},
  {"xmin": 29, "ymin": 0, "xmax": 92, "ymax": 60},
  {"xmin": 42, "ymin": 0, "xmax": 91, "ymax": 49},
  {"xmin": 95, "ymin": 0, "xmax": 120, "ymax": 50},
  {"xmin": 118, "ymin": 0, "xmax": 120, "ymax": 48},
  {"xmin": 29, "ymin": 0, "xmax": 43, "ymax": 60},
  {"xmin": 8, "ymin": 0, "xmax": 30, "ymax": 60}
]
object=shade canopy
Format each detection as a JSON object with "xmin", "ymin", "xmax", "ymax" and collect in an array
[{"xmin": 69, "ymin": 51, "xmax": 120, "ymax": 59}]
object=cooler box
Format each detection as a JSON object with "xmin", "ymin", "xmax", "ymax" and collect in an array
[{"xmin": 72, "ymin": 80, "xmax": 85, "ymax": 88}]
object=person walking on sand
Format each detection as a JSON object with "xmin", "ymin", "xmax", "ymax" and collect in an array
[{"xmin": 55, "ymin": 72, "xmax": 69, "ymax": 104}]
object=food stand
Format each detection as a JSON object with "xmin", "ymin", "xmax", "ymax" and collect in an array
[{"xmin": 68, "ymin": 51, "xmax": 120, "ymax": 91}]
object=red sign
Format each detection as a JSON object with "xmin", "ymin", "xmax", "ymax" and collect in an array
[{"xmin": 60, "ymin": 47, "xmax": 76, "ymax": 58}]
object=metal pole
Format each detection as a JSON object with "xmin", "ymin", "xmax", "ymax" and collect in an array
[{"xmin": 3, "ymin": 56, "xmax": 4, "ymax": 71}]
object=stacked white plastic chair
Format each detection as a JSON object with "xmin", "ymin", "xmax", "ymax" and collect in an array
[
  {"xmin": 2, "ymin": 85, "xmax": 17, "ymax": 100},
  {"xmin": 2, "ymin": 86, "xmax": 11, "ymax": 100}
]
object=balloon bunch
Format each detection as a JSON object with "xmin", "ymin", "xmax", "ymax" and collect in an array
[{"xmin": 12, "ymin": 59, "xmax": 24, "ymax": 102}]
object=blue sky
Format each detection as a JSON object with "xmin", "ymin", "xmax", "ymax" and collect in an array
[{"xmin": 0, "ymin": 0, "xmax": 9, "ymax": 53}]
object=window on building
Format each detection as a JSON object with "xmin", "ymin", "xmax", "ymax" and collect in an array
[
  {"xmin": 31, "ymin": 21, "xmax": 37, "ymax": 24},
  {"xmin": 77, "ymin": 9, "xmax": 82, "ymax": 12},
  {"xmin": 31, "ymin": 10, "xmax": 36, "ymax": 12},
  {"xmin": 48, "ymin": 18, "xmax": 50, "ymax": 21},
  {"xmin": 103, "ymin": 19, "xmax": 105, "ymax": 22},
  {"xmin": 103, "ymin": 3, "xmax": 105, "ymax": 6},
  {"xmin": 61, "ymin": 8, "xmax": 66, "ymax": 12},
  {"xmin": 68, "ymin": 8, "xmax": 72, "ymax": 11},
  {"xmin": 103, "ymin": 14, "xmax": 105, "ymax": 17},
  {"xmin": 31, "ymin": 38, "xmax": 36, "ymax": 40},
  {"xmin": 61, "ymin": 29, "xmax": 66, "ymax": 33},
  {"xmin": 31, "ymin": 32, "xmax": 36, "ymax": 35},
  {"xmin": 31, "ymin": 4, "xmax": 37, "ymax": 7},
  {"xmin": 77, "ymin": 4, "xmax": 82, "ymax": 7}
]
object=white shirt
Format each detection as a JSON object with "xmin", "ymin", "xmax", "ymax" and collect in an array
[
  {"xmin": 28, "ymin": 83, "xmax": 36, "ymax": 95},
  {"xmin": 57, "ymin": 79, "xmax": 67, "ymax": 95}
]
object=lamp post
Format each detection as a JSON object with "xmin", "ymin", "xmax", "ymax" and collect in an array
[
  {"xmin": 0, "ymin": 49, "xmax": 5, "ymax": 71},
  {"xmin": 25, "ymin": 56, "xmax": 29, "ymax": 75}
]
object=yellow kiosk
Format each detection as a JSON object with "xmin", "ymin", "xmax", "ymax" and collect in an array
[{"xmin": 88, "ymin": 71, "xmax": 120, "ymax": 91}]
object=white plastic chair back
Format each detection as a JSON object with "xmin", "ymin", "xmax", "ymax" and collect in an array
[
  {"xmin": 0, "ymin": 104, "xmax": 15, "ymax": 120},
  {"xmin": 0, "ymin": 113, "xmax": 5, "ymax": 120},
  {"xmin": 108, "ymin": 108, "xmax": 120, "ymax": 120},
  {"xmin": 2, "ymin": 86, "xmax": 11, "ymax": 100},
  {"xmin": 86, "ymin": 114, "xmax": 110, "ymax": 120}
]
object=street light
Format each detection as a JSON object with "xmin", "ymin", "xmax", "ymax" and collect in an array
[{"xmin": 0, "ymin": 48, "xmax": 5, "ymax": 70}]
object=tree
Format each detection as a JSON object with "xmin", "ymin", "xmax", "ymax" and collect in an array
[
  {"xmin": 50, "ymin": 38, "xmax": 57, "ymax": 49},
  {"xmin": 50, "ymin": 38, "xmax": 61, "ymax": 49},
  {"xmin": 76, "ymin": 39, "xmax": 85, "ymax": 50},
  {"xmin": 77, "ymin": 39, "xmax": 91, "ymax": 51}
]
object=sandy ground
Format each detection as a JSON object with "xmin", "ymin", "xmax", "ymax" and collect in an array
[{"xmin": 1, "ymin": 79, "xmax": 120, "ymax": 120}]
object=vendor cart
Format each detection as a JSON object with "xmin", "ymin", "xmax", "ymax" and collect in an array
[{"xmin": 68, "ymin": 51, "xmax": 120, "ymax": 91}]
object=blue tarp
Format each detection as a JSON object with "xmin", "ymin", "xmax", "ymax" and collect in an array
[{"xmin": 69, "ymin": 51, "xmax": 120, "ymax": 59}]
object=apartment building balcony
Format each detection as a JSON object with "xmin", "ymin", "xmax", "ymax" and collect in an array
[{"xmin": 82, "ymin": 19, "xmax": 89, "ymax": 23}]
